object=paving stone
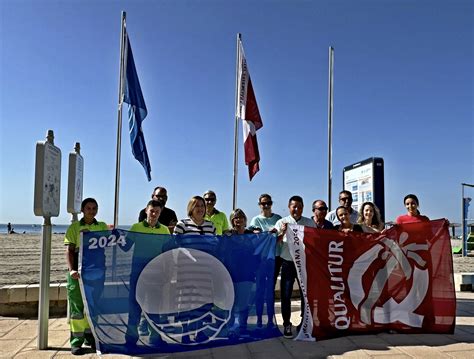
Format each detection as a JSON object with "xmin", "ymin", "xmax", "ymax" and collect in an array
[
  {"xmin": 13, "ymin": 347, "xmax": 57, "ymax": 358},
  {"xmin": 212, "ymin": 344, "xmax": 251, "ymax": 358},
  {"xmin": 329, "ymin": 349, "xmax": 371, "ymax": 358},
  {"xmin": 370, "ymin": 355, "xmax": 413, "ymax": 359},
  {"xmin": 443, "ymin": 351, "xmax": 474, "ymax": 358},
  {"xmin": 246, "ymin": 338, "xmax": 287, "ymax": 353},
  {"xmin": 413, "ymin": 334, "xmax": 458, "ymax": 346},
  {"xmin": 397, "ymin": 345, "xmax": 452, "ymax": 358},
  {"xmin": 376, "ymin": 333, "xmax": 423, "ymax": 346},
  {"xmin": 2, "ymin": 320, "xmax": 38, "ymax": 340},
  {"xmin": 438, "ymin": 342, "xmax": 474, "ymax": 352},
  {"xmin": 0, "ymin": 339, "xmax": 30, "ymax": 358},
  {"xmin": 0, "ymin": 318, "xmax": 21, "ymax": 337}
]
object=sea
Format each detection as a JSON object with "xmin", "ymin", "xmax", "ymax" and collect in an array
[{"xmin": 0, "ymin": 223, "xmax": 131, "ymax": 234}]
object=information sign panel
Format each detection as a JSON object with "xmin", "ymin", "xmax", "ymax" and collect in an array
[
  {"xmin": 34, "ymin": 141, "xmax": 61, "ymax": 217},
  {"xmin": 67, "ymin": 152, "xmax": 83, "ymax": 214}
]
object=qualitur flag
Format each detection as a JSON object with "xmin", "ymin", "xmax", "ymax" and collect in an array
[
  {"xmin": 123, "ymin": 32, "xmax": 151, "ymax": 181},
  {"xmin": 286, "ymin": 219, "xmax": 455, "ymax": 341},
  {"xmin": 79, "ymin": 230, "xmax": 281, "ymax": 355},
  {"xmin": 236, "ymin": 39, "xmax": 263, "ymax": 180}
]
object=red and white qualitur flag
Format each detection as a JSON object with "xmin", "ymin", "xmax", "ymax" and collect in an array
[{"xmin": 236, "ymin": 39, "xmax": 263, "ymax": 180}]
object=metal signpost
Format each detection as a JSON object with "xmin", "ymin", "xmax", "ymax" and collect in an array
[{"xmin": 34, "ymin": 130, "xmax": 61, "ymax": 349}]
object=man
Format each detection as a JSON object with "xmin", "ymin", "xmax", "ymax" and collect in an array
[
  {"xmin": 203, "ymin": 190, "xmax": 229, "ymax": 235},
  {"xmin": 273, "ymin": 195, "xmax": 315, "ymax": 338},
  {"xmin": 138, "ymin": 187, "xmax": 178, "ymax": 232},
  {"xmin": 64, "ymin": 198, "xmax": 108, "ymax": 355},
  {"xmin": 311, "ymin": 200, "xmax": 335, "ymax": 229},
  {"xmin": 249, "ymin": 194, "xmax": 282, "ymax": 328},
  {"xmin": 326, "ymin": 190, "xmax": 358, "ymax": 226},
  {"xmin": 126, "ymin": 200, "xmax": 170, "ymax": 347}
]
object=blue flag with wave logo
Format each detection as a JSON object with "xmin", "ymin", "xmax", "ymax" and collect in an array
[
  {"xmin": 79, "ymin": 230, "xmax": 281, "ymax": 355},
  {"xmin": 123, "ymin": 33, "xmax": 151, "ymax": 181}
]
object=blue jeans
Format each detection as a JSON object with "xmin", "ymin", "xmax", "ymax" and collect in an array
[{"xmin": 280, "ymin": 259, "xmax": 303, "ymax": 326}]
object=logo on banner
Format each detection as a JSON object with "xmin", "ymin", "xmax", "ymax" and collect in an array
[
  {"xmin": 135, "ymin": 248, "xmax": 235, "ymax": 344},
  {"xmin": 347, "ymin": 232, "xmax": 429, "ymax": 327}
]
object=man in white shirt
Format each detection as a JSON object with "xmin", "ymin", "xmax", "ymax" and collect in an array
[{"xmin": 273, "ymin": 195, "xmax": 315, "ymax": 338}]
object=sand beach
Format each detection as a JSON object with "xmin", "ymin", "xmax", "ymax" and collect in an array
[{"xmin": 1, "ymin": 232, "xmax": 474, "ymax": 287}]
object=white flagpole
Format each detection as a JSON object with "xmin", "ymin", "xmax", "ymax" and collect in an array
[
  {"xmin": 327, "ymin": 46, "xmax": 334, "ymax": 210},
  {"xmin": 114, "ymin": 11, "xmax": 127, "ymax": 227},
  {"xmin": 232, "ymin": 33, "xmax": 241, "ymax": 210}
]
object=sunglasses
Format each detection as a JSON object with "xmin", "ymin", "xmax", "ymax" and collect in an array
[
  {"xmin": 339, "ymin": 197, "xmax": 351, "ymax": 202},
  {"xmin": 313, "ymin": 206, "xmax": 328, "ymax": 211},
  {"xmin": 259, "ymin": 201, "xmax": 273, "ymax": 206},
  {"xmin": 204, "ymin": 198, "xmax": 216, "ymax": 202}
]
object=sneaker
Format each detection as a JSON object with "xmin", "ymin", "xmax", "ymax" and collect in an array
[
  {"xmin": 84, "ymin": 338, "xmax": 96, "ymax": 351},
  {"xmin": 283, "ymin": 324, "xmax": 293, "ymax": 338},
  {"xmin": 71, "ymin": 346, "xmax": 84, "ymax": 355}
]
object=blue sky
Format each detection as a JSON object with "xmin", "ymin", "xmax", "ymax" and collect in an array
[{"xmin": 1, "ymin": 0, "xmax": 472, "ymax": 226}]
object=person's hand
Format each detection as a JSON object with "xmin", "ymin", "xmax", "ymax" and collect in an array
[
  {"xmin": 281, "ymin": 222, "xmax": 288, "ymax": 235},
  {"xmin": 70, "ymin": 270, "xmax": 80, "ymax": 280}
]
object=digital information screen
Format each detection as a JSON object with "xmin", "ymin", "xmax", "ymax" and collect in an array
[{"xmin": 343, "ymin": 157, "xmax": 385, "ymax": 220}]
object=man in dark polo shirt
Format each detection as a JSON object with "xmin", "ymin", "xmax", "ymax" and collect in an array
[{"xmin": 138, "ymin": 186, "xmax": 178, "ymax": 232}]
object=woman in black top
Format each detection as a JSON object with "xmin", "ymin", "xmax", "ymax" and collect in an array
[{"xmin": 334, "ymin": 206, "xmax": 364, "ymax": 232}]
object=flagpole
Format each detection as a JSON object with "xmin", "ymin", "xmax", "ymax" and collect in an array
[
  {"xmin": 327, "ymin": 46, "xmax": 334, "ymax": 210},
  {"xmin": 114, "ymin": 11, "xmax": 126, "ymax": 227},
  {"xmin": 232, "ymin": 33, "xmax": 241, "ymax": 210}
]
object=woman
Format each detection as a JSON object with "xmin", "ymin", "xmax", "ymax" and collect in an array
[
  {"xmin": 173, "ymin": 196, "xmax": 216, "ymax": 344},
  {"xmin": 396, "ymin": 194, "xmax": 429, "ymax": 224},
  {"xmin": 228, "ymin": 208, "xmax": 254, "ymax": 235},
  {"xmin": 335, "ymin": 206, "xmax": 364, "ymax": 232},
  {"xmin": 174, "ymin": 196, "xmax": 216, "ymax": 235},
  {"xmin": 226, "ymin": 208, "xmax": 256, "ymax": 335},
  {"xmin": 357, "ymin": 202, "xmax": 384, "ymax": 232},
  {"xmin": 64, "ymin": 198, "xmax": 108, "ymax": 355}
]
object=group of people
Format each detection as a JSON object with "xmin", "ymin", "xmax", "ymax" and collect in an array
[{"xmin": 64, "ymin": 186, "xmax": 430, "ymax": 354}]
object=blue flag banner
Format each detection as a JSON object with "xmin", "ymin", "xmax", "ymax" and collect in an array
[
  {"xmin": 123, "ymin": 33, "xmax": 151, "ymax": 181},
  {"xmin": 79, "ymin": 230, "xmax": 281, "ymax": 355}
]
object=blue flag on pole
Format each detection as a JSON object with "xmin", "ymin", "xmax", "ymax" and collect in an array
[
  {"xmin": 123, "ymin": 33, "xmax": 151, "ymax": 181},
  {"xmin": 80, "ymin": 230, "xmax": 281, "ymax": 355}
]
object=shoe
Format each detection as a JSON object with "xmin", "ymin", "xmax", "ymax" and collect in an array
[
  {"xmin": 84, "ymin": 338, "xmax": 96, "ymax": 351},
  {"xmin": 283, "ymin": 324, "xmax": 293, "ymax": 338},
  {"xmin": 267, "ymin": 321, "xmax": 276, "ymax": 329},
  {"xmin": 296, "ymin": 322, "xmax": 302, "ymax": 332},
  {"xmin": 71, "ymin": 346, "xmax": 84, "ymax": 355}
]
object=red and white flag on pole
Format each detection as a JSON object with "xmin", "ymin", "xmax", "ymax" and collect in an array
[{"xmin": 236, "ymin": 39, "xmax": 263, "ymax": 180}]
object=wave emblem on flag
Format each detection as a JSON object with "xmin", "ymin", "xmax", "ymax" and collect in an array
[
  {"xmin": 237, "ymin": 39, "xmax": 263, "ymax": 180},
  {"xmin": 123, "ymin": 32, "xmax": 151, "ymax": 181},
  {"xmin": 287, "ymin": 220, "xmax": 456, "ymax": 341},
  {"xmin": 136, "ymin": 248, "xmax": 235, "ymax": 345}
]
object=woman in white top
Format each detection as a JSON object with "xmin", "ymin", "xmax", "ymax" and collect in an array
[{"xmin": 174, "ymin": 196, "xmax": 216, "ymax": 235}]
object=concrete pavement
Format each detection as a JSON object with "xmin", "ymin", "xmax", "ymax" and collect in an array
[{"xmin": 1, "ymin": 292, "xmax": 473, "ymax": 358}]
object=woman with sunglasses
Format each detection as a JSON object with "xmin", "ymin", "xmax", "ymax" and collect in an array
[
  {"xmin": 396, "ymin": 194, "xmax": 430, "ymax": 224},
  {"xmin": 249, "ymin": 194, "xmax": 282, "ymax": 328},
  {"xmin": 335, "ymin": 206, "xmax": 364, "ymax": 233},
  {"xmin": 357, "ymin": 202, "xmax": 384, "ymax": 232}
]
